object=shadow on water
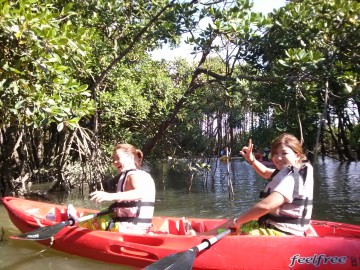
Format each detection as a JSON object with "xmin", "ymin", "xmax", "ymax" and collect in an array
[{"xmin": 0, "ymin": 156, "xmax": 359, "ymax": 269}]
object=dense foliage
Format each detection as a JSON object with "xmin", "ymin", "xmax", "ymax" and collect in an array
[{"xmin": 0, "ymin": 0, "xmax": 358, "ymax": 197}]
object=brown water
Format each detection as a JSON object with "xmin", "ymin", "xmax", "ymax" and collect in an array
[{"xmin": 0, "ymin": 157, "xmax": 359, "ymax": 269}]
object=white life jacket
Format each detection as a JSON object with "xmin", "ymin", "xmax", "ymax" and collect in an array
[{"xmin": 259, "ymin": 162, "xmax": 314, "ymax": 234}]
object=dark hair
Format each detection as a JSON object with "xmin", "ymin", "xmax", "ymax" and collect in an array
[
  {"xmin": 270, "ymin": 133, "xmax": 306, "ymax": 161},
  {"xmin": 114, "ymin": 143, "xmax": 144, "ymax": 168}
]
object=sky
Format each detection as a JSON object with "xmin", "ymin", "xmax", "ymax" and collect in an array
[
  {"xmin": 151, "ymin": 0, "xmax": 287, "ymax": 61},
  {"xmin": 251, "ymin": 0, "xmax": 286, "ymax": 14}
]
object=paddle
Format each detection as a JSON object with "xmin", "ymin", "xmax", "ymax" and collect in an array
[
  {"xmin": 144, "ymin": 228, "xmax": 233, "ymax": 270},
  {"xmin": 11, "ymin": 204, "xmax": 116, "ymax": 241}
]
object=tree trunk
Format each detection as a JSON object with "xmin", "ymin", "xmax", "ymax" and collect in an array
[
  {"xmin": 314, "ymin": 81, "xmax": 329, "ymax": 162},
  {"xmin": 142, "ymin": 47, "xmax": 213, "ymax": 156},
  {"xmin": 337, "ymin": 111, "xmax": 355, "ymax": 161},
  {"xmin": 0, "ymin": 125, "xmax": 21, "ymax": 196},
  {"xmin": 326, "ymin": 108, "xmax": 344, "ymax": 161}
]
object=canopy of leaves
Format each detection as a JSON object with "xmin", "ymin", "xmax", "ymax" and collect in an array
[{"xmin": 0, "ymin": 0, "xmax": 95, "ymax": 131}]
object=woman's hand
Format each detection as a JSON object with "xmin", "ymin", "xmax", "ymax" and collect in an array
[
  {"xmin": 90, "ymin": 191, "xmax": 117, "ymax": 203},
  {"xmin": 224, "ymin": 218, "xmax": 239, "ymax": 235},
  {"xmin": 240, "ymin": 139, "xmax": 255, "ymax": 163}
]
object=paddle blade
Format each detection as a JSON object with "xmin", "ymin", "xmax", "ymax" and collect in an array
[
  {"xmin": 11, "ymin": 221, "xmax": 70, "ymax": 240},
  {"xmin": 10, "ymin": 207, "xmax": 112, "ymax": 241},
  {"xmin": 145, "ymin": 248, "xmax": 197, "ymax": 270}
]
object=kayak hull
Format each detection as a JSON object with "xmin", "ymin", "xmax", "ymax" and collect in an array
[{"xmin": 2, "ymin": 196, "xmax": 360, "ymax": 270}]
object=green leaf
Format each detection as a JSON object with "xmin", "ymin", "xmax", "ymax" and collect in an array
[
  {"xmin": 2, "ymin": 2, "xmax": 9, "ymax": 15},
  {"xmin": 81, "ymin": 92, "xmax": 91, "ymax": 97},
  {"xmin": 9, "ymin": 67, "xmax": 21, "ymax": 74},
  {"xmin": 57, "ymin": 122, "xmax": 64, "ymax": 132},
  {"xmin": 77, "ymin": 84, "xmax": 88, "ymax": 91},
  {"xmin": 278, "ymin": 59, "xmax": 289, "ymax": 67},
  {"xmin": 57, "ymin": 37, "xmax": 68, "ymax": 45},
  {"xmin": 344, "ymin": 83, "xmax": 352, "ymax": 93},
  {"xmin": 47, "ymin": 99, "xmax": 56, "ymax": 105},
  {"xmin": 42, "ymin": 107, "xmax": 52, "ymax": 113},
  {"xmin": 25, "ymin": 108, "xmax": 33, "ymax": 116},
  {"xmin": 15, "ymin": 100, "xmax": 26, "ymax": 109},
  {"xmin": 55, "ymin": 65, "xmax": 70, "ymax": 72}
]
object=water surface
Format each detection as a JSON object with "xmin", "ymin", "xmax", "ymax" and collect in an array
[{"xmin": 0, "ymin": 157, "xmax": 359, "ymax": 269}]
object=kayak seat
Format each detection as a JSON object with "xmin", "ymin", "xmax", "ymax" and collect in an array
[
  {"xmin": 150, "ymin": 218, "xmax": 184, "ymax": 235},
  {"xmin": 190, "ymin": 221, "xmax": 205, "ymax": 233},
  {"xmin": 150, "ymin": 217, "xmax": 205, "ymax": 235},
  {"xmin": 304, "ymin": 225, "xmax": 318, "ymax": 237},
  {"xmin": 45, "ymin": 207, "xmax": 64, "ymax": 222}
]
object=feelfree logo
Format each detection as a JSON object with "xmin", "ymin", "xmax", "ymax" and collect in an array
[{"xmin": 289, "ymin": 254, "xmax": 347, "ymax": 267}]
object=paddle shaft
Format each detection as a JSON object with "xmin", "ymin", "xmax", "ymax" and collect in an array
[
  {"xmin": 76, "ymin": 208, "xmax": 113, "ymax": 223},
  {"xmin": 198, "ymin": 228, "xmax": 232, "ymax": 252},
  {"xmin": 144, "ymin": 229, "xmax": 232, "ymax": 270}
]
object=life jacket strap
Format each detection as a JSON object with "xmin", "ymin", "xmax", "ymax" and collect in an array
[
  {"xmin": 111, "ymin": 217, "xmax": 153, "ymax": 223},
  {"xmin": 259, "ymin": 213, "xmax": 310, "ymax": 226},
  {"xmin": 106, "ymin": 200, "xmax": 155, "ymax": 231}
]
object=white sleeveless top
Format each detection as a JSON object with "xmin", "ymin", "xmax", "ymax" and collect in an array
[{"xmin": 115, "ymin": 170, "xmax": 155, "ymax": 234}]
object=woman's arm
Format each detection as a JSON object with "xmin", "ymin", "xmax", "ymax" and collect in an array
[
  {"xmin": 249, "ymin": 159, "xmax": 275, "ymax": 179},
  {"xmin": 240, "ymin": 139, "xmax": 275, "ymax": 179},
  {"xmin": 233, "ymin": 191, "xmax": 285, "ymax": 226},
  {"xmin": 90, "ymin": 174, "xmax": 155, "ymax": 203}
]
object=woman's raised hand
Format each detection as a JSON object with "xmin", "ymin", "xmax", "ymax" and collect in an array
[
  {"xmin": 240, "ymin": 139, "xmax": 255, "ymax": 163},
  {"xmin": 90, "ymin": 191, "xmax": 116, "ymax": 203}
]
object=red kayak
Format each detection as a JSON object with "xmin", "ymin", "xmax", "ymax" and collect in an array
[{"xmin": 3, "ymin": 196, "xmax": 360, "ymax": 269}]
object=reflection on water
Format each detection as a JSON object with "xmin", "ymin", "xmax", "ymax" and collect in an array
[
  {"xmin": 0, "ymin": 157, "xmax": 359, "ymax": 269},
  {"xmin": 313, "ymin": 158, "xmax": 360, "ymax": 223}
]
